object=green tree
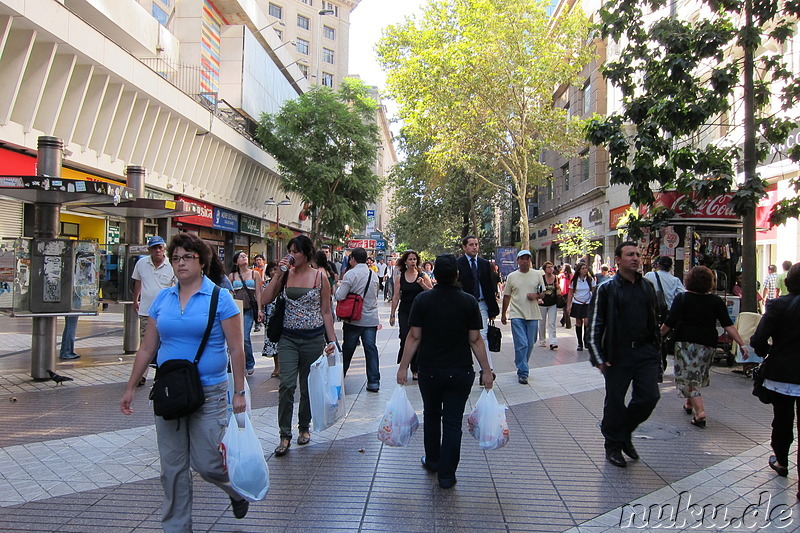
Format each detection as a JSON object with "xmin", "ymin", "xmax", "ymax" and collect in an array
[
  {"xmin": 553, "ymin": 219, "xmax": 601, "ymax": 263},
  {"xmin": 585, "ymin": 0, "xmax": 800, "ymax": 312},
  {"xmin": 256, "ymin": 79, "xmax": 382, "ymax": 244},
  {"xmin": 388, "ymin": 130, "xmax": 496, "ymax": 255},
  {"xmin": 377, "ymin": 0, "xmax": 595, "ymax": 247}
]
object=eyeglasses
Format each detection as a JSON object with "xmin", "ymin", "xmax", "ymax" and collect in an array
[{"xmin": 170, "ymin": 254, "xmax": 198, "ymax": 263}]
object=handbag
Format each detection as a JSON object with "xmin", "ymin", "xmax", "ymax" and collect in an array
[
  {"xmin": 752, "ymin": 360, "xmax": 772, "ymax": 404},
  {"xmin": 653, "ymin": 271, "xmax": 669, "ymax": 324},
  {"xmin": 336, "ymin": 271, "xmax": 372, "ymax": 321},
  {"xmin": 150, "ymin": 285, "xmax": 220, "ymax": 420},
  {"xmin": 266, "ymin": 272, "xmax": 288, "ymax": 343},
  {"xmin": 237, "ymin": 272, "xmax": 259, "ymax": 324},
  {"xmin": 487, "ymin": 319, "xmax": 502, "ymax": 352}
]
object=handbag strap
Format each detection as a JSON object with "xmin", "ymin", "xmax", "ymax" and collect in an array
[
  {"xmin": 238, "ymin": 271, "xmax": 258, "ymax": 307},
  {"xmin": 654, "ymin": 271, "xmax": 665, "ymax": 294},
  {"xmin": 193, "ymin": 285, "xmax": 221, "ymax": 365},
  {"xmin": 362, "ymin": 271, "xmax": 373, "ymax": 297}
]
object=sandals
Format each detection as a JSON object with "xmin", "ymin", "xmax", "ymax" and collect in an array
[
  {"xmin": 769, "ymin": 455, "xmax": 789, "ymax": 477},
  {"xmin": 297, "ymin": 432, "xmax": 311, "ymax": 446},
  {"xmin": 247, "ymin": 368, "xmax": 255, "ymax": 376},
  {"xmin": 270, "ymin": 370, "xmax": 280, "ymax": 378},
  {"xmin": 549, "ymin": 344, "xmax": 558, "ymax": 350},
  {"xmin": 274, "ymin": 438, "xmax": 291, "ymax": 456},
  {"xmin": 690, "ymin": 417, "xmax": 706, "ymax": 428}
]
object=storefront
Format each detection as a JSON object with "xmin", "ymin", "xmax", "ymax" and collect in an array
[
  {"xmin": 240, "ymin": 214, "xmax": 266, "ymax": 260},
  {"xmin": 173, "ymin": 196, "xmax": 228, "ymax": 262}
]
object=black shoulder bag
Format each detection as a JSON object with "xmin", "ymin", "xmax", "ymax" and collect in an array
[
  {"xmin": 653, "ymin": 271, "xmax": 669, "ymax": 324},
  {"xmin": 150, "ymin": 285, "xmax": 220, "ymax": 420},
  {"xmin": 266, "ymin": 271, "xmax": 289, "ymax": 343}
]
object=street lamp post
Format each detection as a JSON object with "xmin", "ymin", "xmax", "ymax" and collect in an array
[
  {"xmin": 265, "ymin": 196, "xmax": 292, "ymax": 261},
  {"xmin": 317, "ymin": 9, "xmax": 334, "ymax": 85}
]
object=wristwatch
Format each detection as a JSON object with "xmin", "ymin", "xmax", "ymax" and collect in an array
[{"xmin": 235, "ymin": 390, "xmax": 246, "ymax": 396}]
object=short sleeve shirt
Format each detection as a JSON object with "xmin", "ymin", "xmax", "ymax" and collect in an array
[
  {"xmin": 132, "ymin": 256, "xmax": 175, "ymax": 316},
  {"xmin": 150, "ymin": 276, "xmax": 240, "ymax": 386},
  {"xmin": 664, "ymin": 291, "xmax": 734, "ymax": 348},
  {"xmin": 505, "ymin": 269, "xmax": 544, "ymax": 320},
  {"xmin": 409, "ymin": 285, "xmax": 483, "ymax": 369}
]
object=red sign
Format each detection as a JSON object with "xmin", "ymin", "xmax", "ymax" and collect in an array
[
  {"xmin": 347, "ymin": 239, "xmax": 376, "ymax": 249},
  {"xmin": 642, "ymin": 192, "xmax": 738, "ymax": 220},
  {"xmin": 174, "ymin": 196, "xmax": 214, "ymax": 228},
  {"xmin": 609, "ymin": 204, "xmax": 630, "ymax": 230}
]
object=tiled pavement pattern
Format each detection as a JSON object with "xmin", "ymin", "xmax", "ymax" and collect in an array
[{"xmin": 0, "ymin": 303, "xmax": 798, "ymax": 532}]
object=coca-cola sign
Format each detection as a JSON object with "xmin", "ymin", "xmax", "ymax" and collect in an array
[{"xmin": 642, "ymin": 192, "xmax": 738, "ymax": 220}]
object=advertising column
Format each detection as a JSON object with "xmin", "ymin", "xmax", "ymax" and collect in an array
[{"xmin": 213, "ymin": 206, "xmax": 239, "ymax": 266}]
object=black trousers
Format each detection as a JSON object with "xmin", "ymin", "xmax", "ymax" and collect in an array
[
  {"xmin": 417, "ymin": 367, "xmax": 475, "ymax": 484},
  {"xmin": 601, "ymin": 343, "xmax": 661, "ymax": 450},
  {"xmin": 770, "ymin": 391, "xmax": 800, "ymax": 471}
]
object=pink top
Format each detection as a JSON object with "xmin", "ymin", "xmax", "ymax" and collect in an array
[{"xmin": 558, "ymin": 273, "xmax": 572, "ymax": 295}]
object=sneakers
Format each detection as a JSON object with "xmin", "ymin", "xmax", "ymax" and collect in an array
[
  {"xmin": 549, "ymin": 344, "xmax": 558, "ymax": 350},
  {"xmin": 538, "ymin": 340, "xmax": 546, "ymax": 347},
  {"xmin": 59, "ymin": 353, "xmax": 80, "ymax": 360},
  {"xmin": 518, "ymin": 376, "xmax": 528, "ymax": 385},
  {"xmin": 230, "ymin": 497, "xmax": 249, "ymax": 519}
]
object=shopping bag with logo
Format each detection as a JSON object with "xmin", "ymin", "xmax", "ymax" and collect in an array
[
  {"xmin": 221, "ymin": 412, "xmax": 269, "ymax": 502},
  {"xmin": 308, "ymin": 349, "xmax": 346, "ymax": 432},
  {"xmin": 467, "ymin": 388, "xmax": 509, "ymax": 450},
  {"xmin": 377, "ymin": 385, "xmax": 419, "ymax": 447}
]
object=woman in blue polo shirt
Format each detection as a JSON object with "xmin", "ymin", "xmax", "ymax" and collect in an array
[{"xmin": 120, "ymin": 232, "xmax": 250, "ymax": 531}]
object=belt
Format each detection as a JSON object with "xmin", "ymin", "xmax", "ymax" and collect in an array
[{"xmin": 626, "ymin": 339, "xmax": 656, "ymax": 348}]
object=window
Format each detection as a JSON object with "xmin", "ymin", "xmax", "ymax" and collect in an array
[
  {"xmin": 583, "ymin": 80, "xmax": 592, "ymax": 115},
  {"xmin": 581, "ymin": 151, "xmax": 590, "ymax": 182},
  {"xmin": 298, "ymin": 63, "xmax": 310, "ymax": 78},
  {"xmin": 268, "ymin": 3, "xmax": 282, "ymax": 19},
  {"xmin": 301, "ymin": 0, "xmax": 313, "ymax": 4},
  {"xmin": 152, "ymin": 4, "xmax": 169, "ymax": 25},
  {"xmin": 322, "ymin": 48, "xmax": 334, "ymax": 64},
  {"xmin": 322, "ymin": 72, "xmax": 334, "ymax": 87},
  {"xmin": 297, "ymin": 15, "xmax": 310, "ymax": 30},
  {"xmin": 562, "ymin": 163, "xmax": 570, "ymax": 191},
  {"xmin": 61, "ymin": 222, "xmax": 79, "ymax": 239},
  {"xmin": 322, "ymin": 1, "xmax": 339, "ymax": 16},
  {"xmin": 323, "ymin": 25, "xmax": 336, "ymax": 40},
  {"xmin": 296, "ymin": 38, "xmax": 309, "ymax": 55},
  {"xmin": 274, "ymin": 29, "xmax": 283, "ymax": 40}
]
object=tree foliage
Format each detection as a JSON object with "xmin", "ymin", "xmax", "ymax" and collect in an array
[
  {"xmin": 377, "ymin": 0, "xmax": 595, "ymax": 246},
  {"xmin": 256, "ymin": 79, "xmax": 382, "ymax": 243},
  {"xmin": 585, "ymin": 0, "xmax": 800, "ymax": 235},
  {"xmin": 388, "ymin": 129, "xmax": 494, "ymax": 255},
  {"xmin": 554, "ymin": 219, "xmax": 602, "ymax": 260}
]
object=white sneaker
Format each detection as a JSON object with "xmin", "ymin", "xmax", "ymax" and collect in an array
[{"xmin": 539, "ymin": 340, "xmax": 546, "ymax": 347}]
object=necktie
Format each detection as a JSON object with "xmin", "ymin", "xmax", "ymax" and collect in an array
[{"xmin": 471, "ymin": 258, "xmax": 480, "ymax": 298}]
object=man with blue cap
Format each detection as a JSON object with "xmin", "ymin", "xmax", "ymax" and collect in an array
[
  {"xmin": 132, "ymin": 235, "xmax": 175, "ymax": 386},
  {"xmin": 501, "ymin": 250, "xmax": 544, "ymax": 384}
]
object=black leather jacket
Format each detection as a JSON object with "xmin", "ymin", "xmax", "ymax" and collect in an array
[
  {"xmin": 586, "ymin": 272, "xmax": 660, "ymax": 366},
  {"xmin": 751, "ymin": 293, "xmax": 800, "ymax": 384}
]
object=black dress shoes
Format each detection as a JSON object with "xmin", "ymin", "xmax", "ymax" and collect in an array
[
  {"xmin": 606, "ymin": 449, "xmax": 627, "ymax": 468},
  {"xmin": 421, "ymin": 456, "xmax": 438, "ymax": 472},
  {"xmin": 438, "ymin": 476, "xmax": 457, "ymax": 489},
  {"xmin": 622, "ymin": 440, "xmax": 639, "ymax": 460},
  {"xmin": 230, "ymin": 497, "xmax": 249, "ymax": 519}
]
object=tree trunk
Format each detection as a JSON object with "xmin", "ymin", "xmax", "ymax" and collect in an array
[
  {"xmin": 741, "ymin": 0, "xmax": 758, "ymax": 313},
  {"xmin": 517, "ymin": 194, "xmax": 529, "ymax": 249}
]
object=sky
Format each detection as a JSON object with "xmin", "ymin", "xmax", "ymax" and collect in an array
[{"xmin": 348, "ymin": 0, "xmax": 427, "ymax": 120}]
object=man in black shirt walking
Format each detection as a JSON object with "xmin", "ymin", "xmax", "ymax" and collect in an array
[{"xmin": 587, "ymin": 241, "xmax": 661, "ymax": 468}]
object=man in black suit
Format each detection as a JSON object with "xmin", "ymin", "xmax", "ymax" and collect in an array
[{"xmin": 457, "ymin": 235, "xmax": 500, "ymax": 374}]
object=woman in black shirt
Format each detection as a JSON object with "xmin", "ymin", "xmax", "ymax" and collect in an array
[
  {"xmin": 397, "ymin": 254, "xmax": 492, "ymax": 489},
  {"xmin": 661, "ymin": 266, "xmax": 748, "ymax": 428}
]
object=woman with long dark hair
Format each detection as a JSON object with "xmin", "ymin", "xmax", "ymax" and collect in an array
[
  {"xmin": 390, "ymin": 250, "xmax": 433, "ymax": 379},
  {"xmin": 262, "ymin": 235, "xmax": 337, "ymax": 456},
  {"xmin": 228, "ymin": 251, "xmax": 263, "ymax": 375},
  {"xmin": 567, "ymin": 262, "xmax": 595, "ymax": 351}
]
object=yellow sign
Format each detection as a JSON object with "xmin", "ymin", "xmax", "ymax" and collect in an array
[{"xmin": 61, "ymin": 167, "xmax": 125, "ymax": 186}]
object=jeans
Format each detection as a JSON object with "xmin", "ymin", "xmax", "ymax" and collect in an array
[
  {"xmin": 276, "ymin": 334, "xmax": 324, "ymax": 439},
  {"xmin": 538, "ymin": 305, "xmax": 558, "ymax": 345},
  {"xmin": 770, "ymin": 392, "xmax": 800, "ymax": 472},
  {"xmin": 59, "ymin": 316, "xmax": 78, "ymax": 358},
  {"xmin": 511, "ymin": 318, "xmax": 538, "ymax": 378},
  {"xmin": 243, "ymin": 309, "xmax": 255, "ymax": 371},
  {"xmin": 341, "ymin": 323, "xmax": 381, "ymax": 389},
  {"xmin": 601, "ymin": 344, "xmax": 661, "ymax": 449},
  {"xmin": 417, "ymin": 366, "xmax": 474, "ymax": 485},
  {"xmin": 155, "ymin": 382, "xmax": 245, "ymax": 533}
]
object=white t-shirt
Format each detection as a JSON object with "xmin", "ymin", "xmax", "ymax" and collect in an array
[
  {"xmin": 571, "ymin": 276, "xmax": 594, "ymax": 305},
  {"xmin": 132, "ymin": 256, "xmax": 175, "ymax": 316},
  {"xmin": 505, "ymin": 269, "xmax": 544, "ymax": 320}
]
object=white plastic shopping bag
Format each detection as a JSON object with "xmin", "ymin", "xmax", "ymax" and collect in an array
[
  {"xmin": 467, "ymin": 389, "xmax": 509, "ymax": 450},
  {"xmin": 377, "ymin": 385, "xmax": 419, "ymax": 447},
  {"xmin": 221, "ymin": 412, "xmax": 269, "ymax": 501},
  {"xmin": 226, "ymin": 372, "xmax": 252, "ymax": 415},
  {"xmin": 308, "ymin": 349, "xmax": 346, "ymax": 432}
]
